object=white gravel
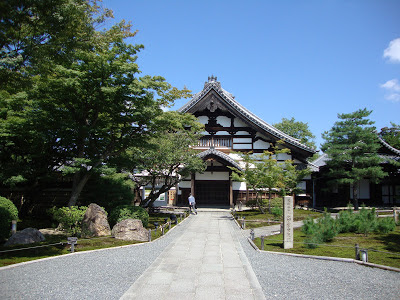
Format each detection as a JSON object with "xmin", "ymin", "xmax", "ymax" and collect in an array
[
  {"xmin": 0, "ymin": 220, "xmax": 188, "ymax": 300},
  {"xmin": 237, "ymin": 224, "xmax": 400, "ymax": 300},
  {"xmin": 1, "ymin": 216, "xmax": 399, "ymax": 300}
]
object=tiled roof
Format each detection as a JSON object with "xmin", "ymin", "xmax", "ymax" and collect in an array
[
  {"xmin": 197, "ymin": 147, "xmax": 243, "ymax": 171},
  {"xmin": 378, "ymin": 135, "xmax": 400, "ymax": 156},
  {"xmin": 178, "ymin": 77, "xmax": 316, "ymax": 154},
  {"xmin": 311, "ymin": 137, "xmax": 400, "ymax": 168}
]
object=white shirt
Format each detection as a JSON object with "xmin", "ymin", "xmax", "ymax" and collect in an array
[{"xmin": 188, "ymin": 195, "xmax": 195, "ymax": 204}]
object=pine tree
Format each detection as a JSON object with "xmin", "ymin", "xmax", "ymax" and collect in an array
[{"xmin": 321, "ymin": 108, "xmax": 386, "ymax": 210}]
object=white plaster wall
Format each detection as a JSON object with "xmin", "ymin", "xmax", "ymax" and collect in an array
[
  {"xmin": 196, "ymin": 172, "xmax": 229, "ymax": 180},
  {"xmin": 233, "ymin": 138, "xmax": 252, "ymax": 143},
  {"xmin": 254, "ymin": 140, "xmax": 270, "ymax": 150},
  {"xmin": 233, "ymin": 144, "xmax": 252, "ymax": 150},
  {"xmin": 350, "ymin": 179, "xmax": 370, "ymax": 199},
  {"xmin": 234, "ymin": 118, "xmax": 247, "ymax": 127},
  {"xmin": 216, "ymin": 116, "xmax": 231, "ymax": 127},
  {"xmin": 216, "ymin": 131, "xmax": 230, "ymax": 135},
  {"xmin": 179, "ymin": 181, "xmax": 191, "ymax": 188},
  {"xmin": 232, "ymin": 181, "xmax": 247, "ymax": 191},
  {"xmin": 197, "ymin": 116, "xmax": 208, "ymax": 124}
]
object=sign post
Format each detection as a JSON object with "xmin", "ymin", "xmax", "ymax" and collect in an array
[{"xmin": 283, "ymin": 196, "xmax": 293, "ymax": 249}]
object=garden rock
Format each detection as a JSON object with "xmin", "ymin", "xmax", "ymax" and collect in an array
[
  {"xmin": 112, "ymin": 219, "xmax": 148, "ymax": 242},
  {"xmin": 82, "ymin": 203, "xmax": 111, "ymax": 237},
  {"xmin": 5, "ymin": 228, "xmax": 45, "ymax": 246}
]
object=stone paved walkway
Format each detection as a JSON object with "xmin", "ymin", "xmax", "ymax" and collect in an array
[{"xmin": 120, "ymin": 210, "xmax": 265, "ymax": 300}]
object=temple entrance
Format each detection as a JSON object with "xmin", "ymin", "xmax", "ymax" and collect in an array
[{"xmin": 195, "ymin": 181, "xmax": 230, "ymax": 206}]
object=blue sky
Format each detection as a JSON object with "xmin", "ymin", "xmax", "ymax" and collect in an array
[{"xmin": 102, "ymin": 0, "xmax": 400, "ymax": 149}]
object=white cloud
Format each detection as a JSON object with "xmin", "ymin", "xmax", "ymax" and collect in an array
[
  {"xmin": 380, "ymin": 79, "xmax": 400, "ymax": 92},
  {"xmin": 385, "ymin": 93, "xmax": 400, "ymax": 102},
  {"xmin": 380, "ymin": 79, "xmax": 400, "ymax": 102},
  {"xmin": 383, "ymin": 38, "xmax": 400, "ymax": 63}
]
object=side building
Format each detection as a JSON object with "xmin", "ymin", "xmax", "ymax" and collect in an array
[
  {"xmin": 312, "ymin": 136, "xmax": 400, "ymax": 208},
  {"xmin": 170, "ymin": 76, "xmax": 316, "ymax": 207}
]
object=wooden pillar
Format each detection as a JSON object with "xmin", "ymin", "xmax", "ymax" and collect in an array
[
  {"xmin": 191, "ymin": 173, "xmax": 195, "ymax": 196},
  {"xmin": 229, "ymin": 171, "xmax": 233, "ymax": 208}
]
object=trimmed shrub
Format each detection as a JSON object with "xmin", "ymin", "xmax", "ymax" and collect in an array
[
  {"xmin": 316, "ymin": 211, "xmax": 338, "ymax": 242},
  {"xmin": 336, "ymin": 208, "xmax": 357, "ymax": 233},
  {"xmin": 302, "ymin": 211, "xmax": 338, "ymax": 248},
  {"xmin": 109, "ymin": 205, "xmax": 149, "ymax": 228},
  {"xmin": 302, "ymin": 205, "xmax": 397, "ymax": 248},
  {"xmin": 271, "ymin": 205, "xmax": 283, "ymax": 218},
  {"xmin": 376, "ymin": 217, "xmax": 396, "ymax": 234},
  {"xmin": 49, "ymin": 206, "xmax": 88, "ymax": 236},
  {"xmin": 302, "ymin": 217, "xmax": 322, "ymax": 248},
  {"xmin": 0, "ymin": 197, "xmax": 19, "ymax": 241}
]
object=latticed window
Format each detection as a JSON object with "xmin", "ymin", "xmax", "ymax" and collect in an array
[{"xmin": 198, "ymin": 137, "xmax": 232, "ymax": 148}]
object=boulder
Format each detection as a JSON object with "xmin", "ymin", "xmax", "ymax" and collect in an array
[
  {"xmin": 112, "ymin": 219, "xmax": 148, "ymax": 242},
  {"xmin": 5, "ymin": 228, "xmax": 45, "ymax": 246},
  {"xmin": 82, "ymin": 203, "xmax": 111, "ymax": 237}
]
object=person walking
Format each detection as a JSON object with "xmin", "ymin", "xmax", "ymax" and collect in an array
[{"xmin": 188, "ymin": 193, "xmax": 197, "ymax": 214}]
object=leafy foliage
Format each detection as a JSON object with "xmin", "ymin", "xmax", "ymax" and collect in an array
[
  {"xmin": 49, "ymin": 206, "xmax": 88, "ymax": 236},
  {"xmin": 230, "ymin": 143, "xmax": 310, "ymax": 213},
  {"xmin": 321, "ymin": 108, "xmax": 386, "ymax": 210},
  {"xmin": 302, "ymin": 206, "xmax": 396, "ymax": 248},
  {"xmin": 0, "ymin": 1, "xmax": 192, "ymax": 208},
  {"xmin": 271, "ymin": 205, "xmax": 283, "ymax": 218},
  {"xmin": 302, "ymin": 210, "xmax": 338, "ymax": 248},
  {"xmin": 109, "ymin": 205, "xmax": 149, "ymax": 228},
  {"xmin": 0, "ymin": 197, "xmax": 18, "ymax": 241},
  {"xmin": 273, "ymin": 117, "xmax": 316, "ymax": 149},
  {"xmin": 380, "ymin": 122, "xmax": 400, "ymax": 149},
  {"xmin": 129, "ymin": 111, "xmax": 206, "ymax": 207},
  {"xmin": 80, "ymin": 172, "xmax": 135, "ymax": 213}
]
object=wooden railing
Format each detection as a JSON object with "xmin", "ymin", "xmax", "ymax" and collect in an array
[{"xmin": 198, "ymin": 137, "xmax": 232, "ymax": 148}]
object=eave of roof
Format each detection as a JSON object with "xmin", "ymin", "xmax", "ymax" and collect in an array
[
  {"xmin": 197, "ymin": 147, "xmax": 243, "ymax": 171},
  {"xmin": 378, "ymin": 135, "xmax": 400, "ymax": 156},
  {"xmin": 178, "ymin": 78, "xmax": 316, "ymax": 155}
]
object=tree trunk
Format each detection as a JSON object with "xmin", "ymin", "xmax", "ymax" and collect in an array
[
  {"xmin": 256, "ymin": 192, "xmax": 265, "ymax": 214},
  {"xmin": 268, "ymin": 190, "xmax": 272, "ymax": 214},
  {"xmin": 68, "ymin": 172, "xmax": 91, "ymax": 207}
]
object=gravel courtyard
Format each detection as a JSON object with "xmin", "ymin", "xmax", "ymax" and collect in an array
[{"xmin": 0, "ymin": 210, "xmax": 399, "ymax": 299}]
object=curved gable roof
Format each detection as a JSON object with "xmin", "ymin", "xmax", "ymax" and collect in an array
[
  {"xmin": 378, "ymin": 135, "xmax": 400, "ymax": 156},
  {"xmin": 179, "ymin": 76, "xmax": 316, "ymax": 155},
  {"xmin": 197, "ymin": 147, "xmax": 243, "ymax": 171}
]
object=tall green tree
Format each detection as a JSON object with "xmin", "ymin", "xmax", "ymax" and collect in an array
[
  {"xmin": 273, "ymin": 117, "xmax": 316, "ymax": 150},
  {"xmin": 321, "ymin": 108, "xmax": 386, "ymax": 210},
  {"xmin": 1, "ymin": 0, "xmax": 100, "ymax": 189},
  {"xmin": 128, "ymin": 112, "xmax": 206, "ymax": 207},
  {"xmin": 0, "ymin": 1, "xmax": 191, "ymax": 207},
  {"xmin": 380, "ymin": 122, "xmax": 400, "ymax": 149}
]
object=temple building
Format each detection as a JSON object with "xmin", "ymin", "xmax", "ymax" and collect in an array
[
  {"xmin": 313, "ymin": 136, "xmax": 400, "ymax": 207},
  {"xmin": 172, "ymin": 76, "xmax": 316, "ymax": 207}
]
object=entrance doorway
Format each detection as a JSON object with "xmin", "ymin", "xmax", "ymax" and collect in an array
[{"xmin": 195, "ymin": 181, "xmax": 229, "ymax": 206}]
